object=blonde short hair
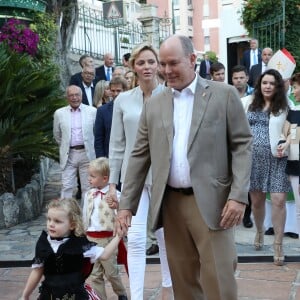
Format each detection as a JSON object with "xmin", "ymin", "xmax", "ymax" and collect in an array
[
  {"xmin": 89, "ymin": 157, "xmax": 110, "ymax": 177},
  {"xmin": 47, "ymin": 198, "xmax": 85, "ymax": 237},
  {"xmin": 129, "ymin": 42, "xmax": 159, "ymax": 70}
]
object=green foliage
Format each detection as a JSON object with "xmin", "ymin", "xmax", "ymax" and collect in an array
[
  {"xmin": 205, "ymin": 51, "xmax": 218, "ymax": 63},
  {"xmin": 30, "ymin": 12, "xmax": 59, "ymax": 64},
  {"xmin": 0, "ymin": 43, "xmax": 64, "ymax": 158},
  {"xmin": 0, "ymin": 14, "xmax": 65, "ymax": 193},
  {"xmin": 241, "ymin": 0, "xmax": 300, "ymax": 73},
  {"xmin": 121, "ymin": 37, "xmax": 129, "ymax": 43},
  {"xmin": 0, "ymin": 12, "xmax": 65, "ymax": 193},
  {"xmin": 241, "ymin": 0, "xmax": 281, "ymax": 27}
]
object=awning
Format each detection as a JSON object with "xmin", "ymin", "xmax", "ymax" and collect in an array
[{"xmin": 228, "ymin": 36, "xmax": 250, "ymax": 43}]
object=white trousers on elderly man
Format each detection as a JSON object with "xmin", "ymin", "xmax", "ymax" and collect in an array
[{"xmin": 61, "ymin": 148, "xmax": 90, "ymax": 202}]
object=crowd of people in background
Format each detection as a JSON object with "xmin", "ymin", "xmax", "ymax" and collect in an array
[{"xmin": 21, "ymin": 34, "xmax": 300, "ymax": 300}]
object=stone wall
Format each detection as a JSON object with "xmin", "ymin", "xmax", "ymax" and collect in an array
[{"xmin": 0, "ymin": 158, "xmax": 51, "ymax": 229}]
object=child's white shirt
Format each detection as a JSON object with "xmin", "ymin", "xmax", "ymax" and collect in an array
[{"xmin": 84, "ymin": 185, "xmax": 120, "ymax": 232}]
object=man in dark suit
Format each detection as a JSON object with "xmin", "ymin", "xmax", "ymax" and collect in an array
[
  {"xmin": 114, "ymin": 35, "xmax": 252, "ymax": 299},
  {"xmin": 122, "ymin": 52, "xmax": 131, "ymax": 69},
  {"xmin": 69, "ymin": 54, "xmax": 94, "ymax": 86},
  {"xmin": 96, "ymin": 52, "xmax": 115, "ymax": 81},
  {"xmin": 199, "ymin": 54, "xmax": 212, "ymax": 79},
  {"xmin": 248, "ymin": 47, "xmax": 273, "ymax": 88},
  {"xmin": 241, "ymin": 38, "xmax": 262, "ymax": 73},
  {"xmin": 73, "ymin": 65, "xmax": 98, "ymax": 106},
  {"xmin": 94, "ymin": 76, "xmax": 127, "ymax": 158}
]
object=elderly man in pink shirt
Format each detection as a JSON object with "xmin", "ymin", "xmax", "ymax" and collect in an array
[{"xmin": 53, "ymin": 85, "xmax": 97, "ymax": 201}]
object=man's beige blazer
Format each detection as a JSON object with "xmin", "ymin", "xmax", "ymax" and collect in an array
[
  {"xmin": 53, "ymin": 104, "xmax": 96, "ymax": 169},
  {"xmin": 120, "ymin": 76, "xmax": 253, "ymax": 230}
]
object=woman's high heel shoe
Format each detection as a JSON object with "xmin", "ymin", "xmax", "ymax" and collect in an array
[
  {"xmin": 254, "ymin": 231, "xmax": 264, "ymax": 250},
  {"xmin": 273, "ymin": 242, "xmax": 285, "ymax": 266}
]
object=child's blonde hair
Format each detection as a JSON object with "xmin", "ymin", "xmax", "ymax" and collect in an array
[
  {"xmin": 47, "ymin": 198, "xmax": 85, "ymax": 236},
  {"xmin": 89, "ymin": 157, "xmax": 110, "ymax": 177}
]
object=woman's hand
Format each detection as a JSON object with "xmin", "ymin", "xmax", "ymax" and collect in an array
[
  {"xmin": 107, "ymin": 184, "xmax": 118, "ymax": 203},
  {"xmin": 106, "ymin": 194, "xmax": 119, "ymax": 209},
  {"xmin": 277, "ymin": 142, "xmax": 287, "ymax": 157}
]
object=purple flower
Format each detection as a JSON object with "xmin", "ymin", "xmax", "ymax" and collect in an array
[{"xmin": 0, "ymin": 18, "xmax": 39, "ymax": 56}]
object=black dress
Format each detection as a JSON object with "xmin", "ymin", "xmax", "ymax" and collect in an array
[{"xmin": 34, "ymin": 231, "xmax": 97, "ymax": 300}]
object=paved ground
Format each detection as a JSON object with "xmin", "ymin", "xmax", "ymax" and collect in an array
[
  {"xmin": 1, "ymin": 161, "xmax": 300, "ymax": 299},
  {"xmin": 3, "ymin": 262, "xmax": 300, "ymax": 300}
]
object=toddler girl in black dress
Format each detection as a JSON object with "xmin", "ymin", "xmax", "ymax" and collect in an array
[{"xmin": 21, "ymin": 198, "xmax": 121, "ymax": 300}]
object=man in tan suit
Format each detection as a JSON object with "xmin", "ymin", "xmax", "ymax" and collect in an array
[{"xmin": 115, "ymin": 35, "xmax": 252, "ymax": 299}]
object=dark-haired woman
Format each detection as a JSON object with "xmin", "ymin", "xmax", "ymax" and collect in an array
[{"xmin": 242, "ymin": 69, "xmax": 290, "ymax": 266}]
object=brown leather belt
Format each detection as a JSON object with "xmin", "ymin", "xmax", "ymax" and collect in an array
[
  {"xmin": 70, "ymin": 145, "xmax": 85, "ymax": 150},
  {"xmin": 166, "ymin": 184, "xmax": 194, "ymax": 195}
]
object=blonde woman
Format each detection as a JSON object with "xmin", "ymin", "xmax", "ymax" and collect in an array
[
  {"xmin": 93, "ymin": 80, "xmax": 112, "ymax": 107},
  {"xmin": 124, "ymin": 69, "xmax": 138, "ymax": 90},
  {"xmin": 108, "ymin": 43, "xmax": 173, "ymax": 299}
]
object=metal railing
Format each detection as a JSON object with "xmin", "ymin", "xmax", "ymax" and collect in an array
[
  {"xmin": 71, "ymin": 5, "xmax": 145, "ymax": 65},
  {"xmin": 253, "ymin": 14, "xmax": 284, "ymax": 51}
]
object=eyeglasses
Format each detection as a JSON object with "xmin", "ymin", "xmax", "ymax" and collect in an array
[
  {"xmin": 68, "ymin": 93, "xmax": 80, "ymax": 98},
  {"xmin": 83, "ymin": 72, "xmax": 95, "ymax": 76}
]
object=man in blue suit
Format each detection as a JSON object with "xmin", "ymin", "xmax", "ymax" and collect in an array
[
  {"xmin": 241, "ymin": 38, "xmax": 262, "ymax": 73},
  {"xmin": 96, "ymin": 52, "xmax": 115, "ymax": 81},
  {"xmin": 94, "ymin": 76, "xmax": 128, "ymax": 157},
  {"xmin": 199, "ymin": 54, "xmax": 212, "ymax": 79}
]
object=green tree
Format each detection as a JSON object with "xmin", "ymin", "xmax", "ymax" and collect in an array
[
  {"xmin": 0, "ymin": 16, "xmax": 65, "ymax": 194},
  {"xmin": 46, "ymin": 1, "xmax": 79, "ymax": 88},
  {"xmin": 31, "ymin": 12, "xmax": 59, "ymax": 65},
  {"xmin": 206, "ymin": 51, "xmax": 218, "ymax": 63},
  {"xmin": 241, "ymin": 0, "xmax": 300, "ymax": 73}
]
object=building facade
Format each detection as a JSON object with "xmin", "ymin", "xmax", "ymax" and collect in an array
[
  {"xmin": 78, "ymin": 0, "xmax": 251, "ymax": 80},
  {"xmin": 147, "ymin": 0, "xmax": 220, "ymax": 57},
  {"xmin": 146, "ymin": 0, "xmax": 251, "ymax": 81}
]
